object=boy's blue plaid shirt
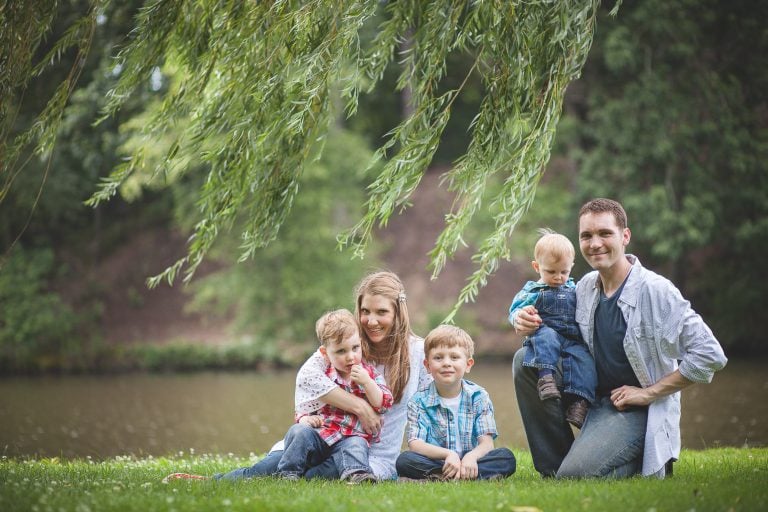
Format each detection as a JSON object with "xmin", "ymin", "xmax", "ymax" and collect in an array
[{"xmin": 406, "ymin": 379, "xmax": 497, "ymax": 457}]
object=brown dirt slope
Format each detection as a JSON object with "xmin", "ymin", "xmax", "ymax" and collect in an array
[{"xmin": 94, "ymin": 167, "xmax": 528, "ymax": 357}]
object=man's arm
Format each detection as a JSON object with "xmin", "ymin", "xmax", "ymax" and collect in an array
[
  {"xmin": 611, "ymin": 369, "xmax": 693, "ymax": 411},
  {"xmin": 509, "ymin": 286, "xmax": 540, "ymax": 330}
]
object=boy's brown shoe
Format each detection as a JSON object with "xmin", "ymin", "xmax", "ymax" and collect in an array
[
  {"xmin": 566, "ymin": 399, "xmax": 589, "ymax": 429},
  {"xmin": 346, "ymin": 472, "xmax": 377, "ymax": 485},
  {"xmin": 537, "ymin": 374, "xmax": 561, "ymax": 400}
]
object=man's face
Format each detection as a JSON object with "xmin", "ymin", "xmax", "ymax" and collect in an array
[{"xmin": 578, "ymin": 212, "xmax": 630, "ymax": 272}]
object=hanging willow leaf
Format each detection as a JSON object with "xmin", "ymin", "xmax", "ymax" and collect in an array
[{"xmin": 2, "ymin": 0, "xmax": 617, "ymax": 315}]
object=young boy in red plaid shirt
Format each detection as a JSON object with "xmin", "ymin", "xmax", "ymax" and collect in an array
[
  {"xmin": 275, "ymin": 309, "xmax": 393, "ymax": 483},
  {"xmin": 162, "ymin": 308, "xmax": 392, "ymax": 484}
]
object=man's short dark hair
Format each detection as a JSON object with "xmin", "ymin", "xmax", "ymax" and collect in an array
[{"xmin": 578, "ymin": 198, "xmax": 628, "ymax": 230}]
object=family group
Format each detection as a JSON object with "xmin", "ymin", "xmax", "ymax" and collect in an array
[{"xmin": 164, "ymin": 198, "xmax": 727, "ymax": 483}]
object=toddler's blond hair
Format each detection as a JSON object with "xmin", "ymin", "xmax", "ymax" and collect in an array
[
  {"xmin": 315, "ymin": 309, "xmax": 357, "ymax": 346},
  {"xmin": 533, "ymin": 228, "xmax": 575, "ymax": 263}
]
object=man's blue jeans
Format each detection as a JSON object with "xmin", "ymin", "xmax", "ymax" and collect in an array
[
  {"xmin": 395, "ymin": 448, "xmax": 516, "ymax": 480},
  {"xmin": 277, "ymin": 423, "xmax": 370, "ymax": 479},
  {"xmin": 513, "ymin": 348, "xmax": 647, "ymax": 478}
]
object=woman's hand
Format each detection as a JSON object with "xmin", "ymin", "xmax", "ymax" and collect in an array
[
  {"xmin": 320, "ymin": 387, "xmax": 381, "ymax": 435},
  {"xmin": 513, "ymin": 305, "xmax": 542, "ymax": 336},
  {"xmin": 353, "ymin": 398, "xmax": 382, "ymax": 435}
]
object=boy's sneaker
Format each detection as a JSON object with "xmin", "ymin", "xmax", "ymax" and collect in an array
[
  {"xmin": 566, "ymin": 399, "xmax": 589, "ymax": 429},
  {"xmin": 397, "ymin": 476, "xmax": 428, "ymax": 484},
  {"xmin": 346, "ymin": 472, "xmax": 377, "ymax": 485},
  {"xmin": 161, "ymin": 473, "xmax": 208, "ymax": 483},
  {"xmin": 537, "ymin": 374, "xmax": 561, "ymax": 400}
]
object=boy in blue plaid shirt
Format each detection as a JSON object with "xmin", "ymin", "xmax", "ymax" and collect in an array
[{"xmin": 395, "ymin": 325, "xmax": 516, "ymax": 480}]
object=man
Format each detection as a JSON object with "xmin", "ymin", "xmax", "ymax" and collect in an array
[{"xmin": 512, "ymin": 198, "xmax": 727, "ymax": 478}]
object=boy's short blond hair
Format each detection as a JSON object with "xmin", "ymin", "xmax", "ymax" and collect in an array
[
  {"xmin": 424, "ymin": 324, "xmax": 475, "ymax": 359},
  {"xmin": 533, "ymin": 228, "xmax": 575, "ymax": 263},
  {"xmin": 315, "ymin": 309, "xmax": 357, "ymax": 347}
]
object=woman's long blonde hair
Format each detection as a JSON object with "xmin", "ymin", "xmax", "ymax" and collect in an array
[{"xmin": 355, "ymin": 271, "xmax": 413, "ymax": 403}]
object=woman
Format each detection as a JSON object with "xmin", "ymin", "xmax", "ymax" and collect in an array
[{"xmin": 215, "ymin": 270, "xmax": 432, "ymax": 481}]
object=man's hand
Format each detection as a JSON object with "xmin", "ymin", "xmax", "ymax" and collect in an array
[
  {"xmin": 611, "ymin": 370, "xmax": 695, "ymax": 411},
  {"xmin": 514, "ymin": 305, "xmax": 542, "ymax": 336},
  {"xmin": 298, "ymin": 414, "xmax": 323, "ymax": 428},
  {"xmin": 610, "ymin": 385, "xmax": 652, "ymax": 411},
  {"xmin": 349, "ymin": 364, "xmax": 373, "ymax": 386},
  {"xmin": 460, "ymin": 453, "xmax": 479, "ymax": 480},
  {"xmin": 442, "ymin": 452, "xmax": 462, "ymax": 480}
]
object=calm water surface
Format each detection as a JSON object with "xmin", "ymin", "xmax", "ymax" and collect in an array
[{"xmin": 1, "ymin": 359, "xmax": 765, "ymax": 459}]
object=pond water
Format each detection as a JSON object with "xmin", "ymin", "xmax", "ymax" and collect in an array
[{"xmin": 1, "ymin": 359, "xmax": 765, "ymax": 459}]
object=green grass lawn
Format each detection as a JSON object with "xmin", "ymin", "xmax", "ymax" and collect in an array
[{"xmin": 1, "ymin": 448, "xmax": 765, "ymax": 512}]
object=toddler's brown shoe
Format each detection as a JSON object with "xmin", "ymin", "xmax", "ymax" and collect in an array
[
  {"xmin": 537, "ymin": 374, "xmax": 561, "ymax": 400},
  {"xmin": 566, "ymin": 399, "xmax": 589, "ymax": 429}
]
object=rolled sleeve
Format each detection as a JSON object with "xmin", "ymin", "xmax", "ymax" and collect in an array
[
  {"xmin": 406, "ymin": 398, "xmax": 429, "ymax": 442},
  {"xmin": 473, "ymin": 392, "xmax": 498, "ymax": 440},
  {"xmin": 676, "ymin": 310, "xmax": 727, "ymax": 383},
  {"xmin": 654, "ymin": 282, "xmax": 727, "ymax": 384}
]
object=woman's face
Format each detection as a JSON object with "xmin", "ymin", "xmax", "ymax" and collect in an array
[{"xmin": 359, "ymin": 293, "xmax": 395, "ymax": 344}]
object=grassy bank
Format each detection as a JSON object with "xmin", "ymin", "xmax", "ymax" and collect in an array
[{"xmin": 1, "ymin": 448, "xmax": 765, "ymax": 512}]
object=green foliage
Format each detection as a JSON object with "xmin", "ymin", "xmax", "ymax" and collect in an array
[
  {"xmin": 562, "ymin": 0, "xmax": 768, "ymax": 349},
  {"xmin": 1, "ymin": 448, "xmax": 766, "ymax": 512},
  {"xmin": 72, "ymin": 1, "xmax": 601, "ymax": 320},
  {"xmin": 185, "ymin": 128, "xmax": 376, "ymax": 347},
  {"xmin": 0, "ymin": 247, "xmax": 76, "ymax": 371},
  {"xmin": 118, "ymin": 339, "xmax": 289, "ymax": 372}
]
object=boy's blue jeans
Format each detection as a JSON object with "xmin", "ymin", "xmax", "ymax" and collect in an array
[
  {"xmin": 395, "ymin": 447, "xmax": 516, "ymax": 480},
  {"xmin": 522, "ymin": 325, "xmax": 597, "ymax": 403},
  {"xmin": 277, "ymin": 423, "xmax": 370, "ymax": 479},
  {"xmin": 513, "ymin": 348, "xmax": 647, "ymax": 478}
]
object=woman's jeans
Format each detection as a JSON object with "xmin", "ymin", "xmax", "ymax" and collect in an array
[
  {"xmin": 395, "ymin": 448, "xmax": 516, "ymax": 480},
  {"xmin": 513, "ymin": 347, "xmax": 647, "ymax": 478}
]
